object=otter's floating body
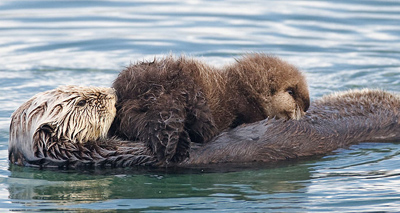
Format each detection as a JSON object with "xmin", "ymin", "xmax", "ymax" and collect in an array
[
  {"xmin": 184, "ymin": 89, "xmax": 400, "ymax": 165},
  {"xmin": 9, "ymin": 88, "xmax": 400, "ymax": 169}
]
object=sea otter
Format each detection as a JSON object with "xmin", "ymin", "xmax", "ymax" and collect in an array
[
  {"xmin": 9, "ymin": 88, "xmax": 400, "ymax": 169},
  {"xmin": 110, "ymin": 53, "xmax": 310, "ymax": 164},
  {"xmin": 8, "ymin": 85, "xmax": 155, "ymax": 167}
]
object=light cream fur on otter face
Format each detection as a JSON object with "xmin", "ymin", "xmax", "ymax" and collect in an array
[{"xmin": 9, "ymin": 85, "xmax": 117, "ymax": 164}]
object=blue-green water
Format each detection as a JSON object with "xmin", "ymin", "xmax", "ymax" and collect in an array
[{"xmin": 1, "ymin": 0, "xmax": 400, "ymax": 212}]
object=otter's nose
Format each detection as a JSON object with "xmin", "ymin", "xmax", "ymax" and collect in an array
[
  {"xmin": 107, "ymin": 87, "xmax": 116, "ymax": 95},
  {"xmin": 302, "ymin": 97, "xmax": 310, "ymax": 112},
  {"xmin": 107, "ymin": 88, "xmax": 118, "ymax": 101}
]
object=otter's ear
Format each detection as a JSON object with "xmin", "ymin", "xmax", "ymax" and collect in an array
[{"xmin": 38, "ymin": 123, "xmax": 56, "ymax": 134}]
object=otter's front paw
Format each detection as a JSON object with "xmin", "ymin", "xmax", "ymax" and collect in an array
[{"xmin": 147, "ymin": 110, "xmax": 190, "ymax": 164}]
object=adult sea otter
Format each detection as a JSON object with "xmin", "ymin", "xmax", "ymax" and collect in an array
[{"xmin": 8, "ymin": 87, "xmax": 400, "ymax": 169}]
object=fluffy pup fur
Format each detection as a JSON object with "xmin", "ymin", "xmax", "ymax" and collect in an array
[{"xmin": 110, "ymin": 53, "xmax": 310, "ymax": 164}]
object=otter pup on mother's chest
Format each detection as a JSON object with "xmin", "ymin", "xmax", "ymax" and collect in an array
[{"xmin": 110, "ymin": 53, "xmax": 310, "ymax": 164}]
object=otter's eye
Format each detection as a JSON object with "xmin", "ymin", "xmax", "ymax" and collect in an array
[
  {"xmin": 271, "ymin": 88, "xmax": 277, "ymax": 95},
  {"xmin": 77, "ymin": 99, "xmax": 87, "ymax": 107},
  {"xmin": 287, "ymin": 89, "xmax": 295, "ymax": 97}
]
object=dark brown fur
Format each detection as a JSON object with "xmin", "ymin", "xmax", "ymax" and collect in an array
[
  {"xmin": 9, "ymin": 137, "xmax": 155, "ymax": 168},
  {"xmin": 110, "ymin": 56, "xmax": 217, "ymax": 164},
  {"xmin": 110, "ymin": 54, "xmax": 310, "ymax": 164}
]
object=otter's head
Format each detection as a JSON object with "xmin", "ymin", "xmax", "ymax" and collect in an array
[
  {"xmin": 228, "ymin": 53, "xmax": 310, "ymax": 122},
  {"xmin": 10, "ymin": 85, "xmax": 117, "ymax": 146}
]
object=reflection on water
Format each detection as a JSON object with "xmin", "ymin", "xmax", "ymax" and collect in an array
[
  {"xmin": 5, "ymin": 143, "xmax": 400, "ymax": 211},
  {"xmin": 6, "ymin": 162, "xmax": 313, "ymax": 211},
  {"xmin": 1, "ymin": 0, "xmax": 400, "ymax": 212}
]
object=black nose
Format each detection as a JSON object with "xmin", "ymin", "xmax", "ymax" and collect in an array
[{"xmin": 302, "ymin": 97, "xmax": 310, "ymax": 112}]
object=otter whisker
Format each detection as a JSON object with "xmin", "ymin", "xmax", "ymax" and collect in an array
[{"xmin": 292, "ymin": 104, "xmax": 302, "ymax": 120}]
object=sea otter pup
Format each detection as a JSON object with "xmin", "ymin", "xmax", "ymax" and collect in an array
[
  {"xmin": 110, "ymin": 53, "xmax": 310, "ymax": 164},
  {"xmin": 8, "ymin": 85, "xmax": 155, "ymax": 167}
]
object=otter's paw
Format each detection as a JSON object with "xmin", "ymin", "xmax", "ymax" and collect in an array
[
  {"xmin": 147, "ymin": 110, "xmax": 191, "ymax": 164},
  {"xmin": 186, "ymin": 94, "xmax": 218, "ymax": 143}
]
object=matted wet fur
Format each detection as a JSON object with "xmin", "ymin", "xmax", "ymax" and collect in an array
[
  {"xmin": 9, "ymin": 88, "xmax": 400, "ymax": 169},
  {"xmin": 110, "ymin": 53, "xmax": 310, "ymax": 164},
  {"xmin": 8, "ymin": 85, "xmax": 155, "ymax": 168},
  {"xmin": 184, "ymin": 89, "xmax": 400, "ymax": 165}
]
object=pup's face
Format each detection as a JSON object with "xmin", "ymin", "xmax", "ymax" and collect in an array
[
  {"xmin": 232, "ymin": 54, "xmax": 310, "ymax": 121},
  {"xmin": 267, "ymin": 77, "xmax": 310, "ymax": 120}
]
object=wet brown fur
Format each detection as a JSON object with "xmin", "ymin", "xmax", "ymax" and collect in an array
[
  {"xmin": 110, "ymin": 53, "xmax": 310, "ymax": 164},
  {"xmin": 184, "ymin": 89, "xmax": 400, "ymax": 165}
]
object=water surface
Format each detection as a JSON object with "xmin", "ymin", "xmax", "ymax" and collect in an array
[{"xmin": 1, "ymin": 0, "xmax": 400, "ymax": 212}]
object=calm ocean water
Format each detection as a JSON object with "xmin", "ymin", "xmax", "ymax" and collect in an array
[{"xmin": 1, "ymin": 0, "xmax": 400, "ymax": 212}]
